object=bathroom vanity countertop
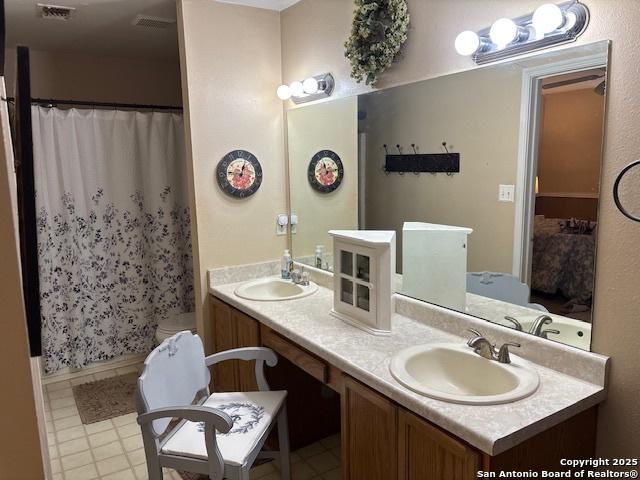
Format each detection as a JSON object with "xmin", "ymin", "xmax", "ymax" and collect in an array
[{"xmin": 210, "ymin": 280, "xmax": 606, "ymax": 456}]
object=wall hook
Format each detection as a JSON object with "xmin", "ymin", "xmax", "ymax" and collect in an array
[
  {"xmin": 442, "ymin": 141, "xmax": 450, "ymax": 154},
  {"xmin": 411, "ymin": 143, "xmax": 418, "ymax": 154},
  {"xmin": 396, "ymin": 144, "xmax": 403, "ymax": 154},
  {"xmin": 383, "ymin": 144, "xmax": 389, "ymax": 155}
]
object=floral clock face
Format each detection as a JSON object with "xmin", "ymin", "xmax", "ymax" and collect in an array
[
  {"xmin": 308, "ymin": 150, "xmax": 344, "ymax": 193},
  {"xmin": 216, "ymin": 150, "xmax": 262, "ymax": 198}
]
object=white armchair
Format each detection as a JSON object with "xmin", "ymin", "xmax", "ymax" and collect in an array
[{"xmin": 136, "ymin": 331, "xmax": 290, "ymax": 480}]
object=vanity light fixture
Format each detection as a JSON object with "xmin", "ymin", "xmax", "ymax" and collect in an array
[
  {"xmin": 454, "ymin": 1, "xmax": 589, "ymax": 64},
  {"xmin": 276, "ymin": 73, "xmax": 335, "ymax": 104}
]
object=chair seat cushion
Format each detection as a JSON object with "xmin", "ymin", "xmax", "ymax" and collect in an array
[{"xmin": 161, "ymin": 390, "xmax": 286, "ymax": 467}]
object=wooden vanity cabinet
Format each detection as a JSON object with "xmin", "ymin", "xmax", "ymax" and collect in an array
[
  {"xmin": 342, "ymin": 376, "xmax": 479, "ymax": 480},
  {"xmin": 398, "ymin": 409, "xmax": 479, "ymax": 480},
  {"xmin": 210, "ymin": 297, "xmax": 341, "ymax": 449},
  {"xmin": 210, "ymin": 297, "xmax": 260, "ymax": 392},
  {"xmin": 211, "ymin": 296, "xmax": 597, "ymax": 479},
  {"xmin": 342, "ymin": 376, "xmax": 398, "ymax": 480}
]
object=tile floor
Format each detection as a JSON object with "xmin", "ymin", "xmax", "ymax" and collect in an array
[{"xmin": 43, "ymin": 366, "xmax": 341, "ymax": 480}]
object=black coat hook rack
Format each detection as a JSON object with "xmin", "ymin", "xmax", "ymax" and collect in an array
[{"xmin": 383, "ymin": 141, "xmax": 460, "ymax": 174}]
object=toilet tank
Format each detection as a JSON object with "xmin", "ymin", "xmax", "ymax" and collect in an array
[{"xmin": 402, "ymin": 222, "xmax": 473, "ymax": 311}]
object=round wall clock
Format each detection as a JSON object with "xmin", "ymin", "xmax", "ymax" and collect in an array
[
  {"xmin": 216, "ymin": 150, "xmax": 262, "ymax": 198},
  {"xmin": 308, "ymin": 150, "xmax": 344, "ymax": 193}
]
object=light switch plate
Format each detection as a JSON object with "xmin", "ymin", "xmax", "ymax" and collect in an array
[{"xmin": 499, "ymin": 184, "xmax": 515, "ymax": 202}]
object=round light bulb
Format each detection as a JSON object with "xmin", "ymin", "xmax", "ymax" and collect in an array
[
  {"xmin": 454, "ymin": 30, "xmax": 481, "ymax": 56},
  {"xmin": 532, "ymin": 3, "xmax": 564, "ymax": 35},
  {"xmin": 276, "ymin": 84, "xmax": 291, "ymax": 100},
  {"xmin": 564, "ymin": 11, "xmax": 577, "ymax": 30},
  {"xmin": 490, "ymin": 18, "xmax": 518, "ymax": 48},
  {"xmin": 303, "ymin": 77, "xmax": 319, "ymax": 94},
  {"xmin": 289, "ymin": 81, "xmax": 304, "ymax": 97}
]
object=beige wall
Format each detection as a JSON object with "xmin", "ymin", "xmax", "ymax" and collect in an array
[
  {"xmin": 281, "ymin": 0, "xmax": 640, "ymax": 456},
  {"xmin": 0, "ymin": 78, "xmax": 45, "ymax": 479},
  {"xmin": 288, "ymin": 96, "xmax": 358, "ymax": 260},
  {"xmin": 177, "ymin": 0, "xmax": 286, "ymax": 351},
  {"xmin": 361, "ymin": 66, "xmax": 521, "ymax": 273},
  {"xmin": 4, "ymin": 48, "xmax": 182, "ymax": 106},
  {"xmin": 538, "ymin": 88, "xmax": 604, "ymax": 196}
]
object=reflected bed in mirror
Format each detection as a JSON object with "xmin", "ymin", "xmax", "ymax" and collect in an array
[{"xmin": 287, "ymin": 41, "xmax": 609, "ymax": 351}]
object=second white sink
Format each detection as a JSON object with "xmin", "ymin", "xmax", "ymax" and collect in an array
[
  {"xmin": 390, "ymin": 343, "xmax": 539, "ymax": 405},
  {"xmin": 234, "ymin": 277, "xmax": 318, "ymax": 301}
]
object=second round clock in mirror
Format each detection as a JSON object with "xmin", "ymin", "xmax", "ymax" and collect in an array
[
  {"xmin": 308, "ymin": 150, "xmax": 344, "ymax": 193},
  {"xmin": 286, "ymin": 40, "xmax": 610, "ymax": 352}
]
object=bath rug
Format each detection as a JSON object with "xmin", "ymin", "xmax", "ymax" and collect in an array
[{"xmin": 73, "ymin": 372, "xmax": 138, "ymax": 424}]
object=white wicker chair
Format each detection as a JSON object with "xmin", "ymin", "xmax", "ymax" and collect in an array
[{"xmin": 136, "ymin": 331, "xmax": 290, "ymax": 480}]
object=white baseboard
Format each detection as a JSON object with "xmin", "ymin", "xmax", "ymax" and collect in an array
[{"xmin": 40, "ymin": 353, "xmax": 147, "ymax": 385}]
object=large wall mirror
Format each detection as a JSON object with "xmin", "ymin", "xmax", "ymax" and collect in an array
[{"xmin": 287, "ymin": 41, "xmax": 609, "ymax": 352}]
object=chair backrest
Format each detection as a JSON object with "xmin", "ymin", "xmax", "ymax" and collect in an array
[
  {"xmin": 137, "ymin": 331, "xmax": 210, "ymax": 436},
  {"xmin": 467, "ymin": 272, "xmax": 531, "ymax": 306}
]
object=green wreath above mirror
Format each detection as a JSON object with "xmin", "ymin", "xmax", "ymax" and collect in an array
[{"xmin": 344, "ymin": 0, "xmax": 410, "ymax": 86}]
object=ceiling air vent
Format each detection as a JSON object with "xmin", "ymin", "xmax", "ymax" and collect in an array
[
  {"xmin": 37, "ymin": 3, "xmax": 76, "ymax": 21},
  {"xmin": 132, "ymin": 15, "xmax": 176, "ymax": 29}
]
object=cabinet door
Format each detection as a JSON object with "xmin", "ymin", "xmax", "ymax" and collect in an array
[
  {"xmin": 210, "ymin": 297, "xmax": 238, "ymax": 392},
  {"xmin": 233, "ymin": 308, "xmax": 260, "ymax": 391},
  {"xmin": 342, "ymin": 376, "xmax": 397, "ymax": 480},
  {"xmin": 398, "ymin": 409, "xmax": 479, "ymax": 480}
]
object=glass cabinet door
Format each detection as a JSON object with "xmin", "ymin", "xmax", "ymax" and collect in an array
[{"xmin": 338, "ymin": 247, "xmax": 375, "ymax": 318}]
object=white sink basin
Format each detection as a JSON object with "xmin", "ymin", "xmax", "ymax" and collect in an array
[
  {"xmin": 234, "ymin": 277, "xmax": 318, "ymax": 301},
  {"xmin": 390, "ymin": 343, "xmax": 539, "ymax": 405}
]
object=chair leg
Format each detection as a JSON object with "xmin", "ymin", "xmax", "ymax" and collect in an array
[
  {"xmin": 145, "ymin": 457, "xmax": 163, "ymax": 480},
  {"xmin": 276, "ymin": 404, "xmax": 291, "ymax": 480},
  {"xmin": 140, "ymin": 434, "xmax": 163, "ymax": 480}
]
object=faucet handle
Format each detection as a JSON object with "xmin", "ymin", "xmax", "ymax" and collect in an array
[
  {"xmin": 497, "ymin": 342, "xmax": 521, "ymax": 364},
  {"xmin": 540, "ymin": 328, "xmax": 560, "ymax": 339}
]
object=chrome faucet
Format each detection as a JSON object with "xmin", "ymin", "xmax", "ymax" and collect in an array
[
  {"xmin": 467, "ymin": 328, "xmax": 496, "ymax": 360},
  {"xmin": 503, "ymin": 316, "xmax": 523, "ymax": 331},
  {"xmin": 467, "ymin": 329, "xmax": 521, "ymax": 364},
  {"xmin": 529, "ymin": 315, "xmax": 560, "ymax": 339},
  {"xmin": 290, "ymin": 267, "xmax": 309, "ymax": 286}
]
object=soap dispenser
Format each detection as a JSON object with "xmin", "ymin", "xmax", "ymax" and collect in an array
[
  {"xmin": 281, "ymin": 249, "xmax": 292, "ymax": 279},
  {"xmin": 314, "ymin": 245, "xmax": 324, "ymax": 269}
]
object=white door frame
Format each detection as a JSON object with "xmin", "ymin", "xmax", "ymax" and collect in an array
[{"xmin": 512, "ymin": 51, "xmax": 608, "ymax": 283}]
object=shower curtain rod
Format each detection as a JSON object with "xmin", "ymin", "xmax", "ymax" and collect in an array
[{"xmin": 5, "ymin": 97, "xmax": 183, "ymax": 111}]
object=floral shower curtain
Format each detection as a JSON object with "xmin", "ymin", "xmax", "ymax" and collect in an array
[{"xmin": 32, "ymin": 107, "xmax": 194, "ymax": 373}]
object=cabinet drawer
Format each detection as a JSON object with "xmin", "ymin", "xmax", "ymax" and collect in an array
[{"xmin": 260, "ymin": 325, "xmax": 328, "ymax": 383}]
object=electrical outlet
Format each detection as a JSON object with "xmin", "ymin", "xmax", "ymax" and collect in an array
[
  {"xmin": 290, "ymin": 213, "xmax": 298, "ymax": 234},
  {"xmin": 499, "ymin": 184, "xmax": 515, "ymax": 202},
  {"xmin": 276, "ymin": 214, "xmax": 288, "ymax": 236}
]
